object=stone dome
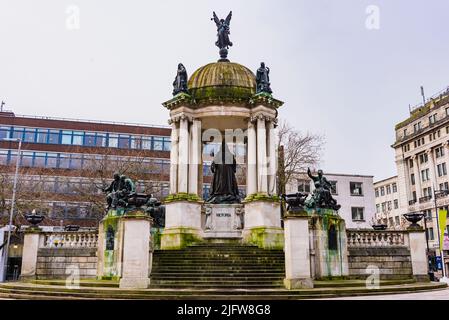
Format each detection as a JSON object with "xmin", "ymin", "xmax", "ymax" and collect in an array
[{"xmin": 187, "ymin": 61, "xmax": 256, "ymax": 102}]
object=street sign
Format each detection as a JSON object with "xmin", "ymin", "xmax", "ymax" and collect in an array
[{"xmin": 436, "ymin": 256, "xmax": 443, "ymax": 270}]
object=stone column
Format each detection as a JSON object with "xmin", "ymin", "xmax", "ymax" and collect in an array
[
  {"xmin": 169, "ymin": 120, "xmax": 179, "ymax": 195},
  {"xmin": 119, "ymin": 215, "xmax": 152, "ymax": 289},
  {"xmin": 412, "ymin": 155, "xmax": 422, "ymax": 199},
  {"xmin": 283, "ymin": 211, "xmax": 313, "ymax": 289},
  {"xmin": 20, "ymin": 229, "xmax": 42, "ymax": 280},
  {"xmin": 256, "ymin": 115, "xmax": 268, "ymax": 194},
  {"xmin": 246, "ymin": 119, "xmax": 257, "ymax": 196},
  {"xmin": 178, "ymin": 115, "xmax": 190, "ymax": 193},
  {"xmin": 189, "ymin": 119, "xmax": 201, "ymax": 195},
  {"xmin": 427, "ymin": 148, "xmax": 437, "ymax": 191},
  {"xmin": 408, "ymin": 226, "xmax": 430, "ymax": 282},
  {"xmin": 267, "ymin": 119, "xmax": 277, "ymax": 195}
]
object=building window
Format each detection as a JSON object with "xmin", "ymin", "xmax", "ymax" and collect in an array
[
  {"xmin": 427, "ymin": 227, "xmax": 434, "ymax": 240},
  {"xmin": 429, "ymin": 114, "xmax": 437, "ymax": 125},
  {"xmin": 387, "ymin": 201, "xmax": 392, "ymax": 211},
  {"xmin": 409, "ymin": 159, "xmax": 414, "ymax": 168},
  {"xmin": 437, "ymin": 163, "xmax": 447, "ymax": 177},
  {"xmin": 412, "ymin": 191, "xmax": 417, "ymax": 201},
  {"xmin": 423, "ymin": 187, "xmax": 432, "ymax": 197},
  {"xmin": 411, "ymin": 173, "xmax": 415, "ymax": 185},
  {"xmin": 381, "ymin": 202, "xmax": 386, "ymax": 212},
  {"xmin": 351, "ymin": 207, "xmax": 364, "ymax": 221},
  {"xmin": 48, "ymin": 130, "xmax": 60, "ymax": 144},
  {"xmin": 440, "ymin": 182, "xmax": 449, "ymax": 191},
  {"xmin": 392, "ymin": 183, "xmax": 397, "ymax": 193},
  {"xmin": 118, "ymin": 135, "xmax": 131, "ymax": 149},
  {"xmin": 394, "ymin": 199, "xmax": 398, "ymax": 209},
  {"xmin": 375, "ymin": 188, "xmax": 379, "ymax": 197},
  {"xmin": 414, "ymin": 122, "xmax": 422, "ymax": 133},
  {"xmin": 380, "ymin": 186, "xmax": 385, "ymax": 196},
  {"xmin": 386, "ymin": 185, "xmax": 391, "ymax": 194},
  {"xmin": 376, "ymin": 204, "xmax": 380, "ymax": 213},
  {"xmin": 421, "ymin": 169, "xmax": 430, "ymax": 182},
  {"xmin": 403, "ymin": 128, "xmax": 407, "ymax": 137},
  {"xmin": 419, "ymin": 153, "xmax": 428, "ymax": 164},
  {"xmin": 350, "ymin": 182, "xmax": 363, "ymax": 196},
  {"xmin": 395, "ymin": 216, "xmax": 400, "ymax": 225},
  {"xmin": 297, "ymin": 180, "xmax": 311, "ymax": 193},
  {"xmin": 436, "ymin": 146, "xmax": 445, "ymax": 158},
  {"xmin": 108, "ymin": 134, "xmax": 118, "ymax": 148},
  {"xmin": 61, "ymin": 131, "xmax": 72, "ymax": 145}
]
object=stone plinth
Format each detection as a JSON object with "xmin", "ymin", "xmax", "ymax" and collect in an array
[
  {"xmin": 408, "ymin": 227, "xmax": 429, "ymax": 282},
  {"xmin": 202, "ymin": 204, "xmax": 244, "ymax": 239},
  {"xmin": 20, "ymin": 228, "xmax": 42, "ymax": 281},
  {"xmin": 309, "ymin": 208, "xmax": 349, "ymax": 279},
  {"xmin": 119, "ymin": 214, "xmax": 152, "ymax": 289},
  {"xmin": 242, "ymin": 199, "xmax": 283, "ymax": 249},
  {"xmin": 283, "ymin": 211, "xmax": 313, "ymax": 289},
  {"xmin": 160, "ymin": 200, "xmax": 202, "ymax": 250},
  {"xmin": 97, "ymin": 209, "xmax": 153, "ymax": 288},
  {"xmin": 97, "ymin": 210, "xmax": 124, "ymax": 280}
]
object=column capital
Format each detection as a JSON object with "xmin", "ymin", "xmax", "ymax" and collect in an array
[{"xmin": 170, "ymin": 113, "xmax": 193, "ymax": 124}]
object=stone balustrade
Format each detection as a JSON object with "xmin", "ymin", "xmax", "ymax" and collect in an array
[
  {"xmin": 40, "ymin": 231, "xmax": 98, "ymax": 248},
  {"xmin": 346, "ymin": 229, "xmax": 409, "ymax": 248}
]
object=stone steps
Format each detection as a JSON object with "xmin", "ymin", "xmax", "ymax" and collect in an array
[
  {"xmin": 150, "ymin": 243, "xmax": 285, "ymax": 289},
  {"xmin": 0, "ymin": 281, "xmax": 446, "ymax": 300}
]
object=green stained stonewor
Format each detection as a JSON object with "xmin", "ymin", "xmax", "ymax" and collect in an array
[
  {"xmin": 164, "ymin": 193, "xmax": 202, "ymax": 203},
  {"xmin": 243, "ymin": 193, "xmax": 280, "ymax": 203},
  {"xmin": 99, "ymin": 214, "xmax": 121, "ymax": 279},
  {"xmin": 246, "ymin": 227, "xmax": 284, "ymax": 250},
  {"xmin": 160, "ymin": 227, "xmax": 202, "ymax": 250}
]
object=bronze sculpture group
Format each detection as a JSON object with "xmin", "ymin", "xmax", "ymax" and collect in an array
[
  {"xmin": 102, "ymin": 173, "xmax": 165, "ymax": 227},
  {"xmin": 282, "ymin": 168, "xmax": 341, "ymax": 212}
]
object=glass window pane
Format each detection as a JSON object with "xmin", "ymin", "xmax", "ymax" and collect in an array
[
  {"xmin": 0, "ymin": 126, "xmax": 10, "ymax": 139},
  {"xmin": 59, "ymin": 154, "xmax": 70, "ymax": 169},
  {"xmin": 84, "ymin": 133, "xmax": 96, "ymax": 146},
  {"xmin": 37, "ymin": 130, "xmax": 48, "ymax": 143},
  {"xmin": 118, "ymin": 135, "xmax": 130, "ymax": 149},
  {"xmin": 72, "ymin": 131, "xmax": 83, "ymax": 145},
  {"xmin": 20, "ymin": 152, "xmax": 34, "ymax": 167},
  {"xmin": 142, "ymin": 138, "xmax": 152, "ymax": 150},
  {"xmin": 131, "ymin": 136, "xmax": 142, "ymax": 149},
  {"xmin": 48, "ymin": 130, "xmax": 60, "ymax": 144},
  {"xmin": 12, "ymin": 127, "xmax": 24, "ymax": 140},
  {"xmin": 0, "ymin": 150, "xmax": 8, "ymax": 165},
  {"xmin": 46, "ymin": 153, "xmax": 58, "ymax": 168},
  {"xmin": 24, "ymin": 129, "xmax": 36, "ymax": 143},
  {"xmin": 61, "ymin": 131, "xmax": 72, "ymax": 145},
  {"xmin": 108, "ymin": 134, "xmax": 118, "ymax": 148},
  {"xmin": 96, "ymin": 134, "xmax": 107, "ymax": 147},
  {"xmin": 70, "ymin": 154, "xmax": 82, "ymax": 169},
  {"xmin": 33, "ymin": 153, "xmax": 46, "ymax": 167},
  {"xmin": 153, "ymin": 137, "xmax": 163, "ymax": 151}
]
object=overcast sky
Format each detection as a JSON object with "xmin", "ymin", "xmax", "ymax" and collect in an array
[{"xmin": 1, "ymin": 0, "xmax": 449, "ymax": 182}]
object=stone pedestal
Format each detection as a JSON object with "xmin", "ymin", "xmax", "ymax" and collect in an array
[
  {"xmin": 283, "ymin": 211, "xmax": 313, "ymax": 289},
  {"xmin": 408, "ymin": 227, "xmax": 429, "ymax": 282},
  {"xmin": 97, "ymin": 211, "xmax": 124, "ymax": 280},
  {"xmin": 202, "ymin": 204, "xmax": 244, "ymax": 239},
  {"xmin": 19, "ymin": 228, "xmax": 42, "ymax": 281},
  {"xmin": 97, "ymin": 209, "xmax": 153, "ymax": 289},
  {"xmin": 309, "ymin": 209, "xmax": 349, "ymax": 279},
  {"xmin": 119, "ymin": 214, "xmax": 152, "ymax": 289},
  {"xmin": 160, "ymin": 200, "xmax": 202, "ymax": 250},
  {"xmin": 242, "ymin": 200, "xmax": 283, "ymax": 249}
]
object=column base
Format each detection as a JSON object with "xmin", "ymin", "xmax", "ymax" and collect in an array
[
  {"xmin": 19, "ymin": 274, "xmax": 36, "ymax": 282},
  {"xmin": 119, "ymin": 277, "xmax": 150, "ymax": 289},
  {"xmin": 160, "ymin": 227, "xmax": 202, "ymax": 250},
  {"xmin": 242, "ymin": 227, "xmax": 284, "ymax": 249},
  {"xmin": 284, "ymin": 278, "xmax": 314, "ymax": 289}
]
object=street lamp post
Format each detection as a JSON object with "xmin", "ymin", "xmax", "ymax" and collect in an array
[
  {"xmin": 1, "ymin": 138, "xmax": 21, "ymax": 282},
  {"xmin": 433, "ymin": 189, "xmax": 449, "ymax": 283}
]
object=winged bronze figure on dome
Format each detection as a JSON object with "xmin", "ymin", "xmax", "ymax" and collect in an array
[{"xmin": 212, "ymin": 11, "xmax": 233, "ymax": 54}]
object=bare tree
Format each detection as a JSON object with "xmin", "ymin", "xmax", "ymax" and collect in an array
[{"xmin": 277, "ymin": 120, "xmax": 325, "ymax": 195}]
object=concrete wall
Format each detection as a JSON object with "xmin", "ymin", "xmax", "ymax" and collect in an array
[
  {"xmin": 348, "ymin": 247, "xmax": 413, "ymax": 280},
  {"xmin": 36, "ymin": 248, "xmax": 97, "ymax": 279}
]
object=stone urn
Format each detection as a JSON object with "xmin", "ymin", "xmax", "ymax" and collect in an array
[
  {"xmin": 372, "ymin": 224, "xmax": 387, "ymax": 231},
  {"xmin": 24, "ymin": 210, "xmax": 45, "ymax": 230},
  {"xmin": 403, "ymin": 212, "xmax": 424, "ymax": 228}
]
